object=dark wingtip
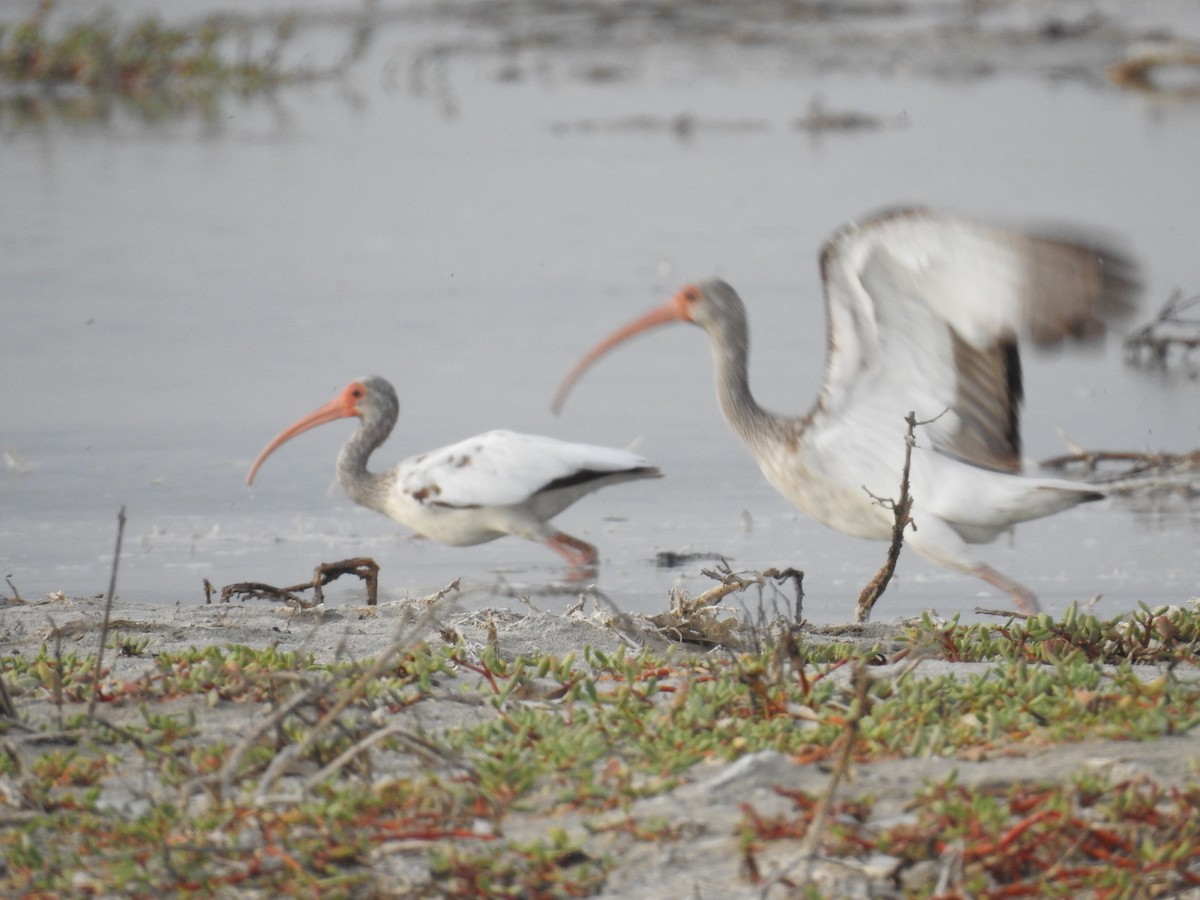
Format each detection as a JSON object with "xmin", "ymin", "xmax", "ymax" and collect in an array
[
  {"xmin": 1095, "ymin": 245, "xmax": 1142, "ymax": 322},
  {"xmin": 1022, "ymin": 229, "xmax": 1144, "ymax": 348}
]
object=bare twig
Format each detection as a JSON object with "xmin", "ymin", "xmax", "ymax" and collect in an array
[
  {"xmin": 643, "ymin": 562, "xmax": 757, "ymax": 647},
  {"xmin": 655, "ymin": 550, "xmax": 728, "ymax": 568},
  {"xmin": 253, "ymin": 583, "xmax": 459, "ymax": 799},
  {"xmin": 421, "ymin": 577, "xmax": 461, "ymax": 607},
  {"xmin": 214, "ymin": 680, "xmax": 328, "ymax": 802},
  {"xmin": 219, "ymin": 581, "xmax": 308, "ymax": 605},
  {"xmin": 800, "ymin": 662, "xmax": 869, "ymax": 853},
  {"xmin": 304, "ymin": 722, "xmax": 470, "ymax": 791},
  {"xmin": 50, "ymin": 618, "xmax": 64, "ymax": 732},
  {"xmin": 762, "ymin": 567, "xmax": 805, "ymax": 624},
  {"xmin": 648, "ymin": 562, "xmax": 805, "ymax": 649},
  {"xmin": 87, "ymin": 506, "xmax": 126, "ymax": 724},
  {"xmin": 0, "ymin": 665, "xmax": 15, "ymax": 720},
  {"xmin": 737, "ymin": 566, "xmax": 807, "ymax": 652},
  {"xmin": 687, "ymin": 562, "xmax": 764, "ymax": 613},
  {"xmin": 855, "ymin": 413, "xmax": 919, "ymax": 624},
  {"xmin": 793, "ymin": 95, "xmax": 906, "ymax": 133},
  {"xmin": 1110, "ymin": 41, "xmax": 1200, "ymax": 96},
  {"xmin": 974, "ymin": 606, "xmax": 1034, "ymax": 620},
  {"xmin": 762, "ymin": 661, "xmax": 871, "ymax": 895},
  {"xmin": 564, "ymin": 595, "xmax": 586, "ymax": 616},
  {"xmin": 0, "ymin": 580, "xmax": 18, "ymax": 715}
]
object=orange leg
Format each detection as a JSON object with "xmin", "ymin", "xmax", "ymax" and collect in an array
[
  {"xmin": 972, "ymin": 564, "xmax": 1041, "ymax": 615},
  {"xmin": 546, "ymin": 532, "xmax": 599, "ymax": 568}
]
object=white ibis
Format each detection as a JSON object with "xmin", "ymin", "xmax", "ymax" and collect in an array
[
  {"xmin": 247, "ymin": 376, "xmax": 661, "ymax": 570},
  {"xmin": 553, "ymin": 207, "xmax": 1139, "ymax": 612}
]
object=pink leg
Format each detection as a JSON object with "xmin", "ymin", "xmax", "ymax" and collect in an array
[
  {"xmin": 546, "ymin": 532, "xmax": 599, "ymax": 568},
  {"xmin": 972, "ymin": 564, "xmax": 1041, "ymax": 615}
]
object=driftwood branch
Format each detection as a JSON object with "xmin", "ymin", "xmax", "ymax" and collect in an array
[
  {"xmin": 1123, "ymin": 290, "xmax": 1200, "ymax": 367},
  {"xmin": 313, "ymin": 557, "xmax": 378, "ymax": 605},
  {"xmin": 218, "ymin": 557, "xmax": 380, "ymax": 607},
  {"xmin": 1040, "ymin": 448, "xmax": 1200, "ymax": 486},
  {"xmin": 855, "ymin": 412, "xmax": 920, "ymax": 624},
  {"xmin": 762, "ymin": 566, "xmax": 805, "ymax": 623}
]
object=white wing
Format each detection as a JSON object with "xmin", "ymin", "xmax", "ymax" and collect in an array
[
  {"xmin": 397, "ymin": 430, "xmax": 656, "ymax": 509},
  {"xmin": 813, "ymin": 207, "xmax": 1137, "ymax": 471}
]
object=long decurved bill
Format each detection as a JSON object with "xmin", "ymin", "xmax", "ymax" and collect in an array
[
  {"xmin": 246, "ymin": 391, "xmax": 359, "ymax": 485},
  {"xmin": 551, "ymin": 289, "xmax": 692, "ymax": 414}
]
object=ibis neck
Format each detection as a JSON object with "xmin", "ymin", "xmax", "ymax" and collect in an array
[
  {"xmin": 336, "ymin": 418, "xmax": 393, "ymax": 514},
  {"xmin": 707, "ymin": 321, "xmax": 786, "ymax": 455}
]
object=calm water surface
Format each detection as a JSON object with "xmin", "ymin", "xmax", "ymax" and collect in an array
[{"xmin": 3, "ymin": 10, "xmax": 1199, "ymax": 621}]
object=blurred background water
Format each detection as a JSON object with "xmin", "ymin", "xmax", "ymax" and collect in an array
[{"xmin": 2, "ymin": 0, "xmax": 1198, "ymax": 621}]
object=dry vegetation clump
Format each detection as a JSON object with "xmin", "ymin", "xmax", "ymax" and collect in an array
[
  {"xmin": 1, "ymin": 588, "xmax": 1198, "ymax": 896},
  {"xmin": 0, "ymin": 0, "xmax": 362, "ymax": 123}
]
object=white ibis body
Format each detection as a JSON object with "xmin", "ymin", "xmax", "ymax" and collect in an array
[
  {"xmin": 553, "ymin": 208, "xmax": 1140, "ymax": 612},
  {"xmin": 247, "ymin": 377, "xmax": 661, "ymax": 570}
]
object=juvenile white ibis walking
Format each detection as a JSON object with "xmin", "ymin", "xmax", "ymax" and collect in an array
[
  {"xmin": 247, "ymin": 376, "xmax": 661, "ymax": 570},
  {"xmin": 553, "ymin": 208, "xmax": 1139, "ymax": 612}
]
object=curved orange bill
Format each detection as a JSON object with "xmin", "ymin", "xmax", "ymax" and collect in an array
[
  {"xmin": 246, "ymin": 393, "xmax": 358, "ymax": 486},
  {"xmin": 551, "ymin": 291, "xmax": 692, "ymax": 414}
]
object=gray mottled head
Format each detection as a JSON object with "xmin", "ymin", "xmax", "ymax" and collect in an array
[
  {"xmin": 355, "ymin": 375, "xmax": 400, "ymax": 428},
  {"xmin": 682, "ymin": 279, "xmax": 751, "ymax": 343},
  {"xmin": 246, "ymin": 375, "xmax": 400, "ymax": 487}
]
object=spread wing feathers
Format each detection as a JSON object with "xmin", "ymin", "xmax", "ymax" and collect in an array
[
  {"xmin": 814, "ymin": 207, "xmax": 1138, "ymax": 471},
  {"xmin": 398, "ymin": 430, "xmax": 658, "ymax": 509}
]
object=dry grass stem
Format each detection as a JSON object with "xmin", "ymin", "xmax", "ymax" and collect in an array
[
  {"xmin": 86, "ymin": 506, "xmax": 126, "ymax": 724},
  {"xmin": 763, "ymin": 660, "xmax": 872, "ymax": 895}
]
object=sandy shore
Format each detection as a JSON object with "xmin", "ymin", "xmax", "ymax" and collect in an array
[{"xmin": 4, "ymin": 591, "xmax": 1198, "ymax": 897}]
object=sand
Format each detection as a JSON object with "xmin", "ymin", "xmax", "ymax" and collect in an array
[{"xmin": 4, "ymin": 591, "xmax": 1198, "ymax": 897}]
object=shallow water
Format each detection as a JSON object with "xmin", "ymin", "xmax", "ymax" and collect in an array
[{"xmin": 3, "ymin": 5, "xmax": 1199, "ymax": 622}]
